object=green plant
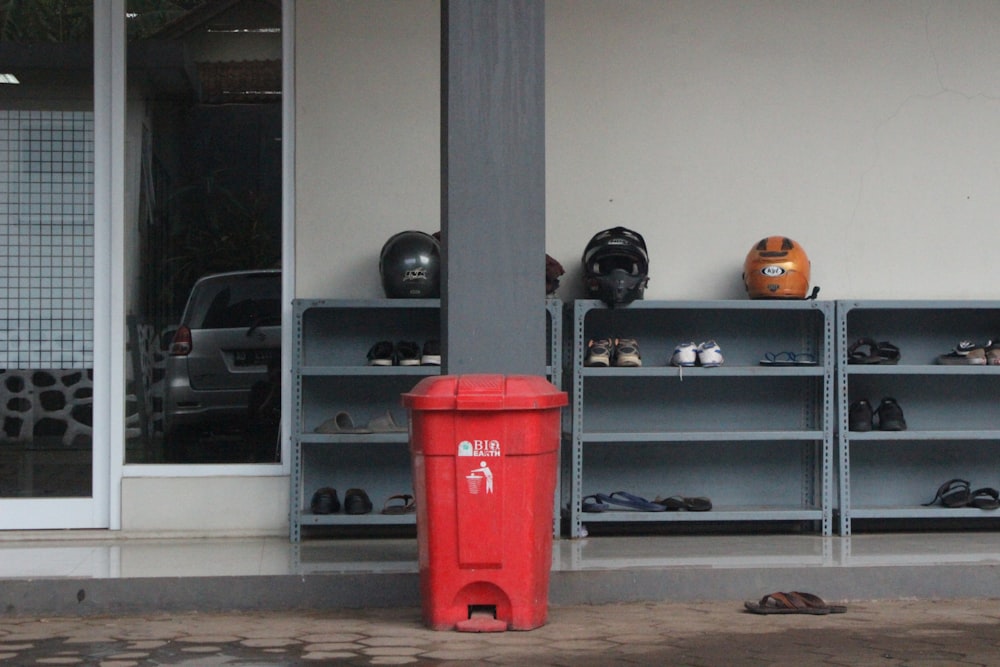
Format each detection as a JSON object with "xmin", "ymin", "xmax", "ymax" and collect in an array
[{"xmin": 165, "ymin": 172, "xmax": 281, "ymax": 313}]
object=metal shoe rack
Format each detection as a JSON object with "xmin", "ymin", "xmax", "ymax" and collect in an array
[
  {"xmin": 836, "ymin": 300, "xmax": 1000, "ymax": 535},
  {"xmin": 568, "ymin": 299, "xmax": 835, "ymax": 537},
  {"xmin": 290, "ymin": 298, "xmax": 562, "ymax": 541}
]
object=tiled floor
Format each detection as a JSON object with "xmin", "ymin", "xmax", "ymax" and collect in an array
[
  {"xmin": 4, "ymin": 533, "xmax": 1000, "ymax": 664},
  {"xmin": 6, "ymin": 598, "xmax": 1000, "ymax": 665},
  {"xmin": 2, "ymin": 530, "xmax": 1000, "ymax": 579},
  {"xmin": 4, "ymin": 529, "xmax": 1000, "ymax": 665}
]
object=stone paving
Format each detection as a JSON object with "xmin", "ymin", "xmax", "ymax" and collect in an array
[{"xmin": 2, "ymin": 597, "xmax": 1000, "ymax": 665}]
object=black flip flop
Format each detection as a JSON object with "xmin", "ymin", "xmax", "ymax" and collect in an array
[
  {"xmin": 599, "ymin": 491, "xmax": 666, "ymax": 512},
  {"xmin": 683, "ymin": 496, "xmax": 713, "ymax": 511},
  {"xmin": 582, "ymin": 494, "xmax": 609, "ymax": 513},
  {"xmin": 969, "ymin": 487, "xmax": 1000, "ymax": 510},
  {"xmin": 876, "ymin": 341, "xmax": 900, "ymax": 364},
  {"xmin": 922, "ymin": 478, "xmax": 971, "ymax": 508},
  {"xmin": 847, "ymin": 338, "xmax": 886, "ymax": 364},
  {"xmin": 654, "ymin": 495, "xmax": 713, "ymax": 511}
]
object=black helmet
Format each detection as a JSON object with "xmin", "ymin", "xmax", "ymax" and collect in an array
[
  {"xmin": 379, "ymin": 231, "xmax": 441, "ymax": 298},
  {"xmin": 582, "ymin": 226, "xmax": 649, "ymax": 307}
]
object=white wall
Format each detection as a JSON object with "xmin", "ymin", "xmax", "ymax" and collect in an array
[
  {"xmin": 296, "ymin": 0, "xmax": 440, "ymax": 298},
  {"xmin": 121, "ymin": 477, "xmax": 288, "ymax": 535},
  {"xmin": 297, "ymin": 0, "xmax": 1000, "ymax": 301},
  {"xmin": 145, "ymin": 0, "xmax": 999, "ymax": 538}
]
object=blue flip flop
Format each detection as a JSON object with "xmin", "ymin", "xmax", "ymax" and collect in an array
[
  {"xmin": 599, "ymin": 491, "xmax": 667, "ymax": 512},
  {"xmin": 581, "ymin": 494, "xmax": 609, "ymax": 513}
]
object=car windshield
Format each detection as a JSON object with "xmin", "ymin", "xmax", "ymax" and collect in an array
[{"xmin": 184, "ymin": 273, "xmax": 281, "ymax": 329}]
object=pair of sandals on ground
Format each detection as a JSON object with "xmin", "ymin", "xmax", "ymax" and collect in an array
[
  {"xmin": 583, "ymin": 491, "xmax": 711, "ymax": 512},
  {"xmin": 923, "ymin": 479, "xmax": 1000, "ymax": 510}
]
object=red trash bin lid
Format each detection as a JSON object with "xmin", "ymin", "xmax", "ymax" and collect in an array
[{"xmin": 401, "ymin": 374, "xmax": 567, "ymax": 411}]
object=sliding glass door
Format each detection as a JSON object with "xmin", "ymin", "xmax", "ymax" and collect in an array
[{"xmin": 0, "ymin": 0, "xmax": 107, "ymax": 528}]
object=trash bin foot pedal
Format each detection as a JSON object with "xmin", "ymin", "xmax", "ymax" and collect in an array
[{"xmin": 456, "ymin": 606, "xmax": 507, "ymax": 633}]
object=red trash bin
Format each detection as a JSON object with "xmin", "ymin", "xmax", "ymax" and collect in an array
[{"xmin": 401, "ymin": 374, "xmax": 567, "ymax": 632}]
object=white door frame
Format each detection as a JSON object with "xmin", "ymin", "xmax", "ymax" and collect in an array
[
  {"xmin": 0, "ymin": 0, "xmax": 119, "ymax": 530},
  {"xmin": 105, "ymin": 0, "xmax": 126, "ymax": 530},
  {"xmin": 3, "ymin": 0, "xmax": 297, "ymax": 531}
]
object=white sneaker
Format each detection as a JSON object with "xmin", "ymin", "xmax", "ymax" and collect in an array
[
  {"xmin": 670, "ymin": 342, "xmax": 697, "ymax": 367},
  {"xmin": 697, "ymin": 340, "xmax": 724, "ymax": 367}
]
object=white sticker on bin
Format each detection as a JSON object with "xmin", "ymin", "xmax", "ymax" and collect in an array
[
  {"xmin": 466, "ymin": 461, "xmax": 495, "ymax": 494},
  {"xmin": 457, "ymin": 439, "xmax": 501, "ymax": 457}
]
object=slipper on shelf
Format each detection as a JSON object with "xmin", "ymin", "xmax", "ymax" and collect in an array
[
  {"xmin": 599, "ymin": 491, "xmax": 666, "ymax": 512},
  {"xmin": 654, "ymin": 495, "xmax": 686, "ymax": 510},
  {"xmin": 969, "ymin": 487, "xmax": 1000, "ymax": 510},
  {"xmin": 310, "ymin": 487, "xmax": 340, "ymax": 515},
  {"xmin": 744, "ymin": 591, "xmax": 846, "ymax": 615},
  {"xmin": 581, "ymin": 494, "xmax": 609, "ymax": 513},
  {"xmin": 314, "ymin": 412, "xmax": 373, "ymax": 434},
  {"xmin": 654, "ymin": 495, "xmax": 713, "ymax": 511},
  {"xmin": 876, "ymin": 341, "xmax": 900, "ymax": 364},
  {"xmin": 759, "ymin": 351, "xmax": 797, "ymax": 366},
  {"xmin": 847, "ymin": 338, "xmax": 886, "ymax": 365},
  {"xmin": 367, "ymin": 410, "xmax": 408, "ymax": 433},
  {"xmin": 759, "ymin": 351, "xmax": 818, "ymax": 367},
  {"xmin": 922, "ymin": 478, "xmax": 971, "ymax": 508},
  {"xmin": 789, "ymin": 352, "xmax": 818, "ymax": 366},
  {"xmin": 344, "ymin": 488, "xmax": 374, "ymax": 515},
  {"xmin": 683, "ymin": 496, "xmax": 712, "ymax": 511},
  {"xmin": 380, "ymin": 493, "xmax": 415, "ymax": 515}
]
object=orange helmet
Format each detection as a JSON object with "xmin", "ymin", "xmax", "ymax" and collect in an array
[{"xmin": 743, "ymin": 236, "xmax": 810, "ymax": 299}]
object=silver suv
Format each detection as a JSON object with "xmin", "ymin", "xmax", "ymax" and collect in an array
[{"xmin": 163, "ymin": 270, "xmax": 282, "ymax": 452}]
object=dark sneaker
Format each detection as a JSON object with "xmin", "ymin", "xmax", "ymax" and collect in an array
[
  {"xmin": 367, "ymin": 340, "xmax": 395, "ymax": 366},
  {"xmin": 585, "ymin": 338, "xmax": 613, "ymax": 367},
  {"xmin": 310, "ymin": 487, "xmax": 340, "ymax": 514},
  {"xmin": 420, "ymin": 339, "xmax": 441, "ymax": 365},
  {"xmin": 395, "ymin": 340, "xmax": 421, "ymax": 366},
  {"xmin": 876, "ymin": 397, "xmax": 907, "ymax": 431},
  {"xmin": 849, "ymin": 399, "xmax": 873, "ymax": 432},
  {"xmin": 614, "ymin": 338, "xmax": 642, "ymax": 367}
]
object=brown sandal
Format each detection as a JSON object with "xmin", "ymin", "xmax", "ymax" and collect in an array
[
  {"xmin": 380, "ymin": 493, "xmax": 415, "ymax": 515},
  {"xmin": 744, "ymin": 591, "xmax": 846, "ymax": 615}
]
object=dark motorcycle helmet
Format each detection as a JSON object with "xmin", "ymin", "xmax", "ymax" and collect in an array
[
  {"xmin": 582, "ymin": 226, "xmax": 649, "ymax": 307},
  {"xmin": 379, "ymin": 231, "xmax": 441, "ymax": 298},
  {"xmin": 431, "ymin": 230, "xmax": 564, "ymax": 296}
]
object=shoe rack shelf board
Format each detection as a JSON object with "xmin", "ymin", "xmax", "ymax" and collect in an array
[
  {"xmin": 569, "ymin": 299, "xmax": 835, "ymax": 538},
  {"xmin": 836, "ymin": 300, "xmax": 1000, "ymax": 536},
  {"xmin": 290, "ymin": 298, "xmax": 563, "ymax": 542}
]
